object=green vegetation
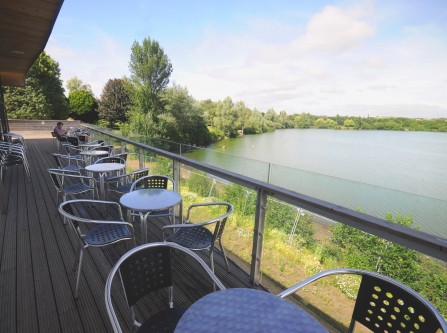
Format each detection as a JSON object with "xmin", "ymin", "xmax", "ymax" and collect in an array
[
  {"xmin": 98, "ymin": 78, "xmax": 131, "ymax": 127},
  {"xmin": 3, "ymin": 51, "xmax": 69, "ymax": 119},
  {"xmin": 176, "ymin": 170, "xmax": 447, "ymax": 317},
  {"xmin": 68, "ymin": 89, "xmax": 98, "ymax": 123}
]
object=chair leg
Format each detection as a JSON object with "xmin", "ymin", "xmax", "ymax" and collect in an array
[
  {"xmin": 219, "ymin": 239, "xmax": 230, "ymax": 272},
  {"xmin": 74, "ymin": 248, "xmax": 84, "ymax": 299},
  {"xmin": 62, "ymin": 194, "xmax": 67, "ymax": 225}
]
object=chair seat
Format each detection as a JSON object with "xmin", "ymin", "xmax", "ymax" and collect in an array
[
  {"xmin": 109, "ymin": 183, "xmax": 141, "ymax": 194},
  {"xmin": 137, "ymin": 308, "xmax": 187, "ymax": 333},
  {"xmin": 85, "ymin": 223, "xmax": 132, "ymax": 246},
  {"xmin": 63, "ymin": 164, "xmax": 83, "ymax": 172},
  {"xmin": 165, "ymin": 227, "xmax": 213, "ymax": 250},
  {"xmin": 64, "ymin": 183, "xmax": 93, "ymax": 195}
]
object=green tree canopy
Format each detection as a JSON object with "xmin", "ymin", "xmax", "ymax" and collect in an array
[
  {"xmin": 68, "ymin": 90, "xmax": 98, "ymax": 123},
  {"xmin": 98, "ymin": 78, "xmax": 131, "ymax": 127},
  {"xmin": 129, "ymin": 36, "xmax": 173, "ymax": 121},
  {"xmin": 3, "ymin": 51, "xmax": 69, "ymax": 119},
  {"xmin": 66, "ymin": 76, "xmax": 93, "ymax": 95}
]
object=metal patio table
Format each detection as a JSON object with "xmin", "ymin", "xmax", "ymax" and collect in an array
[
  {"xmin": 85, "ymin": 163, "xmax": 126, "ymax": 215},
  {"xmin": 80, "ymin": 149, "xmax": 109, "ymax": 164},
  {"xmin": 120, "ymin": 188, "xmax": 182, "ymax": 244},
  {"xmin": 174, "ymin": 288, "xmax": 328, "ymax": 333}
]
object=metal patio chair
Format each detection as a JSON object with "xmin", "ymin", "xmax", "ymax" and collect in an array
[
  {"xmin": 162, "ymin": 202, "xmax": 234, "ymax": 273},
  {"xmin": 47, "ymin": 169, "xmax": 99, "ymax": 224},
  {"xmin": 277, "ymin": 268, "xmax": 447, "ymax": 333},
  {"xmin": 0, "ymin": 142, "xmax": 31, "ymax": 182},
  {"xmin": 52, "ymin": 153, "xmax": 84, "ymax": 173},
  {"xmin": 129, "ymin": 175, "xmax": 178, "ymax": 225},
  {"xmin": 105, "ymin": 242, "xmax": 225, "ymax": 333},
  {"xmin": 59, "ymin": 199, "xmax": 135, "ymax": 298},
  {"xmin": 106, "ymin": 168, "xmax": 150, "ymax": 196}
]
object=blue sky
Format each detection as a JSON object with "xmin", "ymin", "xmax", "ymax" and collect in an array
[{"xmin": 46, "ymin": 0, "xmax": 447, "ymax": 118}]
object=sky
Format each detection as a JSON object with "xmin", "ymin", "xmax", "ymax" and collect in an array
[{"xmin": 46, "ymin": 0, "xmax": 447, "ymax": 118}]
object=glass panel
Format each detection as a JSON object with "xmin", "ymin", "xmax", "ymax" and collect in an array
[
  {"xmin": 270, "ymin": 164, "xmax": 447, "ymax": 238},
  {"xmin": 180, "ymin": 143, "xmax": 270, "ymax": 181}
]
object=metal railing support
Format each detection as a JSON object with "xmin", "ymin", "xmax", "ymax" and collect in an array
[
  {"xmin": 173, "ymin": 159, "xmax": 180, "ymax": 192},
  {"xmin": 139, "ymin": 148, "xmax": 144, "ymax": 169},
  {"xmin": 121, "ymin": 141, "xmax": 125, "ymax": 154},
  {"xmin": 250, "ymin": 188, "xmax": 268, "ymax": 285}
]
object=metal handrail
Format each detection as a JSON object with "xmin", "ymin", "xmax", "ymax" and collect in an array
[{"xmin": 81, "ymin": 124, "xmax": 447, "ymax": 283}]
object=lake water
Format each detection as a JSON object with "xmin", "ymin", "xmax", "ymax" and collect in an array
[{"xmin": 183, "ymin": 129, "xmax": 447, "ymax": 238}]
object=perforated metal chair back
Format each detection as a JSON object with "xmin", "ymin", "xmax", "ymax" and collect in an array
[
  {"xmin": 111, "ymin": 153, "xmax": 128, "ymax": 161},
  {"xmin": 130, "ymin": 174, "xmax": 176, "ymax": 192},
  {"xmin": 277, "ymin": 268, "xmax": 447, "ymax": 333},
  {"xmin": 105, "ymin": 242, "xmax": 225, "ymax": 333},
  {"xmin": 352, "ymin": 273, "xmax": 442, "ymax": 333},
  {"xmin": 94, "ymin": 157, "xmax": 126, "ymax": 165}
]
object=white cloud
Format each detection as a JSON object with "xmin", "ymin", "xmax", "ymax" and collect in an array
[
  {"xmin": 367, "ymin": 85, "xmax": 396, "ymax": 91},
  {"xmin": 292, "ymin": 5, "xmax": 375, "ymax": 54},
  {"xmin": 46, "ymin": 33, "xmax": 130, "ymax": 97},
  {"xmin": 364, "ymin": 57, "xmax": 388, "ymax": 70},
  {"xmin": 321, "ymin": 87, "xmax": 346, "ymax": 94}
]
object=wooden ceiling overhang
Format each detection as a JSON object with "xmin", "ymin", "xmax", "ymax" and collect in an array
[{"xmin": 0, "ymin": 0, "xmax": 64, "ymax": 87}]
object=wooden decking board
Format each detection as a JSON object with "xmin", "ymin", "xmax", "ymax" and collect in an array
[
  {"xmin": 32, "ymin": 138, "xmax": 109, "ymax": 333},
  {"xmin": 26, "ymin": 141, "xmax": 65, "ymax": 333},
  {"xmin": 0, "ymin": 137, "xmax": 270, "ymax": 333},
  {"xmin": 17, "ymin": 159, "xmax": 39, "ymax": 333},
  {"xmin": 0, "ymin": 166, "xmax": 18, "ymax": 333},
  {"xmin": 28, "ymin": 139, "xmax": 88, "ymax": 333}
]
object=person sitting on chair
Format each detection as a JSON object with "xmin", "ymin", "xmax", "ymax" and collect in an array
[{"xmin": 54, "ymin": 122, "xmax": 78, "ymax": 146}]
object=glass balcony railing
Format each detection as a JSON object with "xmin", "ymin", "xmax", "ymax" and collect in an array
[{"xmin": 82, "ymin": 124, "xmax": 447, "ymax": 329}]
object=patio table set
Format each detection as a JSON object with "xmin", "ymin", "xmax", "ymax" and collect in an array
[{"xmin": 46, "ymin": 134, "xmax": 447, "ymax": 333}]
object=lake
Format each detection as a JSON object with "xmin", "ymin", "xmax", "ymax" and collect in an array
[{"xmin": 183, "ymin": 129, "xmax": 447, "ymax": 238}]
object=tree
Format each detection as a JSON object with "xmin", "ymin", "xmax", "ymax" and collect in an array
[
  {"xmin": 66, "ymin": 76, "xmax": 93, "ymax": 94},
  {"xmin": 129, "ymin": 36, "xmax": 173, "ymax": 121},
  {"xmin": 160, "ymin": 84, "xmax": 211, "ymax": 146},
  {"xmin": 331, "ymin": 212, "xmax": 421, "ymax": 285},
  {"xmin": 213, "ymin": 97, "xmax": 239, "ymax": 137},
  {"xmin": 98, "ymin": 78, "xmax": 131, "ymax": 127},
  {"xmin": 68, "ymin": 90, "xmax": 98, "ymax": 123},
  {"xmin": 344, "ymin": 119, "xmax": 355, "ymax": 128},
  {"xmin": 3, "ymin": 51, "xmax": 69, "ymax": 119}
]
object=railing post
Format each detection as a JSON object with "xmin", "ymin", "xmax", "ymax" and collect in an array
[
  {"xmin": 250, "ymin": 188, "xmax": 268, "ymax": 285},
  {"xmin": 121, "ymin": 141, "xmax": 125, "ymax": 154},
  {"xmin": 139, "ymin": 148, "xmax": 144, "ymax": 169},
  {"xmin": 109, "ymin": 135, "xmax": 113, "ymax": 146},
  {"xmin": 173, "ymin": 159, "xmax": 180, "ymax": 192}
]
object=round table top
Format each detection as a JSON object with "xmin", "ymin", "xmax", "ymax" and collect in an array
[
  {"xmin": 120, "ymin": 189, "xmax": 182, "ymax": 212},
  {"xmin": 85, "ymin": 163, "xmax": 125, "ymax": 173},
  {"xmin": 174, "ymin": 288, "xmax": 328, "ymax": 333},
  {"xmin": 80, "ymin": 150, "xmax": 109, "ymax": 156}
]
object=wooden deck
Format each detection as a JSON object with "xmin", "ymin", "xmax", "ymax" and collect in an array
[{"xmin": 0, "ymin": 137, "xmax": 267, "ymax": 333}]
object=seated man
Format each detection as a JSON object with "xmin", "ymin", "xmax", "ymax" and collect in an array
[{"xmin": 53, "ymin": 122, "xmax": 79, "ymax": 146}]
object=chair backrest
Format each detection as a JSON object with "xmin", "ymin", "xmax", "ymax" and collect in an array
[
  {"xmin": 51, "ymin": 132, "xmax": 57, "ymax": 138},
  {"xmin": 277, "ymin": 268, "xmax": 447, "ymax": 333},
  {"xmin": 130, "ymin": 174, "xmax": 175, "ymax": 192},
  {"xmin": 129, "ymin": 169, "xmax": 150, "ymax": 189},
  {"xmin": 186, "ymin": 202, "xmax": 234, "ymax": 242},
  {"xmin": 110, "ymin": 153, "xmax": 128, "ymax": 161},
  {"xmin": 47, "ymin": 168, "xmax": 81, "ymax": 190},
  {"xmin": 59, "ymin": 199, "xmax": 125, "ymax": 240},
  {"xmin": 65, "ymin": 145, "xmax": 80, "ymax": 156},
  {"xmin": 94, "ymin": 157, "xmax": 126, "ymax": 165},
  {"xmin": 52, "ymin": 153, "xmax": 63, "ymax": 169},
  {"xmin": 352, "ymin": 273, "xmax": 444, "ymax": 333},
  {"xmin": 105, "ymin": 242, "xmax": 226, "ymax": 332}
]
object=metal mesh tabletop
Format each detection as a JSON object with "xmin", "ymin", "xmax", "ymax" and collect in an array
[{"xmin": 174, "ymin": 288, "xmax": 328, "ymax": 333}]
